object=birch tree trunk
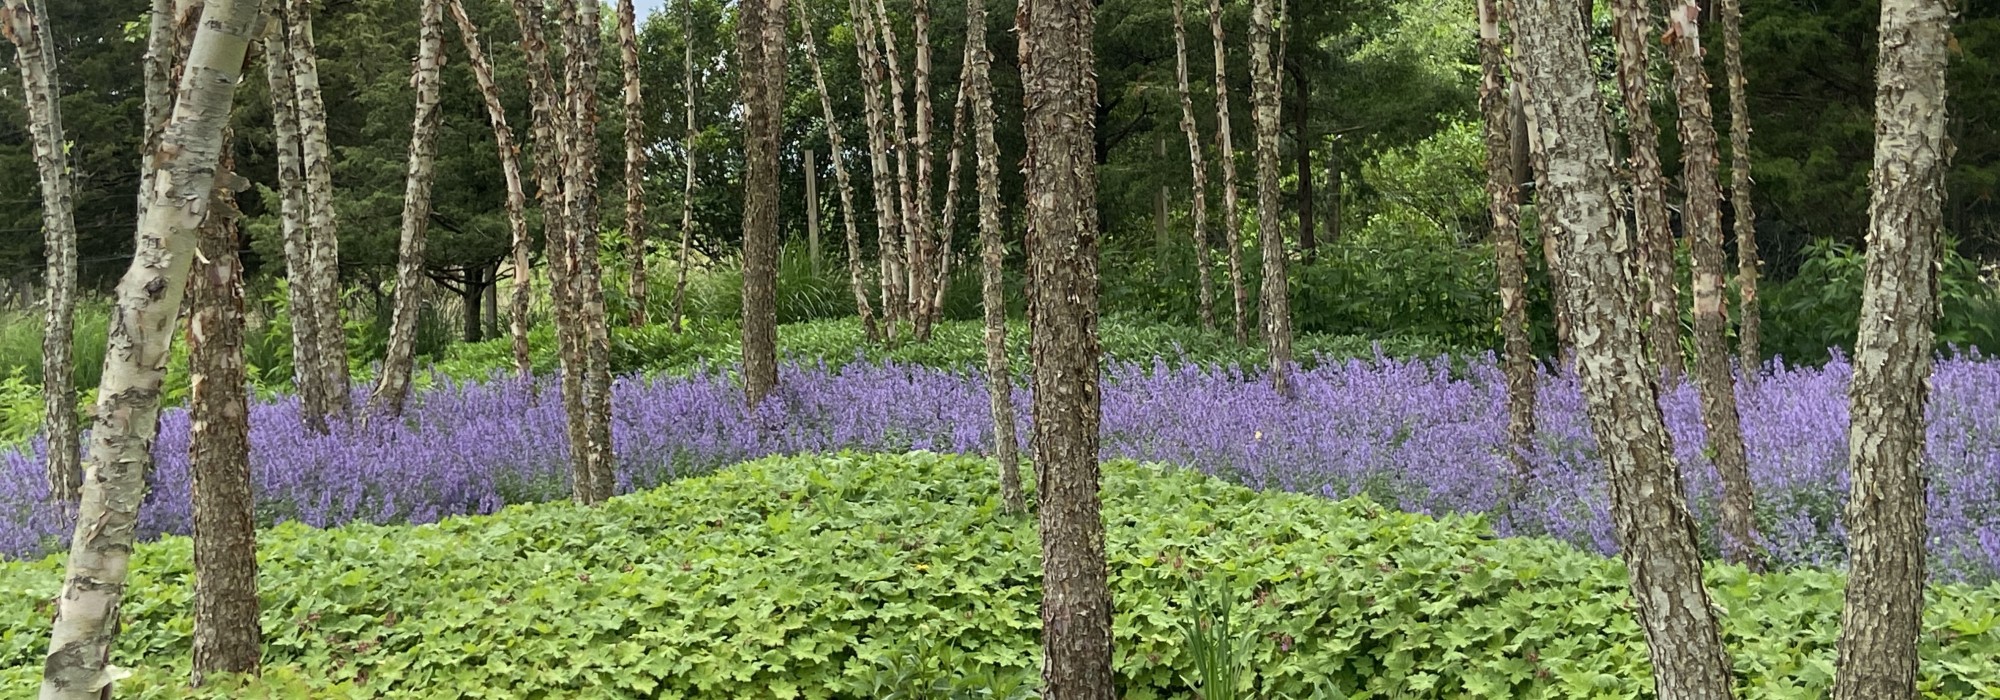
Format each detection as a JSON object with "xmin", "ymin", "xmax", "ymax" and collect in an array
[
  {"xmin": 40, "ymin": 2, "xmax": 263, "ymax": 695},
  {"xmin": 738, "ymin": 0, "xmax": 786, "ymax": 407},
  {"xmin": 137, "ymin": 0, "xmax": 175, "ymax": 223},
  {"xmin": 1666, "ymin": 0, "xmax": 1766, "ymax": 571},
  {"xmin": 1, "ymin": 0, "xmax": 80, "ymax": 502},
  {"xmin": 1209, "ymin": 0, "xmax": 1248, "ymax": 347},
  {"xmin": 965, "ymin": 0, "xmax": 1019, "ymax": 513},
  {"xmin": 1833, "ymin": 1, "xmax": 1950, "ymax": 696},
  {"xmin": 910, "ymin": 0, "xmax": 939, "ymax": 340},
  {"xmin": 560, "ymin": 0, "xmax": 616, "ymax": 504},
  {"xmin": 1507, "ymin": 2, "xmax": 1738, "ymax": 698},
  {"xmin": 619, "ymin": 0, "xmax": 648, "ymax": 328},
  {"xmin": 1172, "ymin": 0, "xmax": 1214, "ymax": 332},
  {"xmin": 796, "ymin": 0, "xmax": 880, "ymax": 342},
  {"xmin": 872, "ymin": 0, "xmax": 921, "ymax": 328},
  {"xmin": 670, "ymin": 1, "xmax": 699, "ymax": 334},
  {"xmin": 188, "ymin": 138, "xmax": 260, "ymax": 686},
  {"xmin": 1720, "ymin": 0, "xmax": 1761, "ymax": 372},
  {"xmin": 1609, "ymin": 0, "xmax": 1683, "ymax": 377},
  {"xmin": 287, "ymin": 0, "xmax": 351, "ymax": 420},
  {"xmin": 1477, "ymin": 0, "xmax": 1535, "ymax": 480},
  {"xmin": 1021, "ymin": 0, "xmax": 1112, "ymax": 693},
  {"xmin": 851, "ymin": 0, "xmax": 906, "ymax": 338},
  {"xmin": 372, "ymin": 0, "xmax": 447, "ymax": 418},
  {"xmin": 263, "ymin": 6, "xmax": 334, "ymax": 432},
  {"xmin": 447, "ymin": 0, "xmax": 534, "ymax": 379},
  {"xmin": 928, "ymin": 87, "xmax": 969, "ymax": 321},
  {"xmin": 1250, "ymin": 0, "xmax": 1292, "ymax": 397}
]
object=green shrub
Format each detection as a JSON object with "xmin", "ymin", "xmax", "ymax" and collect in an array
[
  {"xmin": 1761, "ymin": 238, "xmax": 2000, "ymax": 364},
  {"xmin": 3, "ymin": 453, "xmax": 1997, "ymax": 698}
]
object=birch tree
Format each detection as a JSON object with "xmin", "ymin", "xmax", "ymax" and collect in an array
[
  {"xmin": 447, "ymin": 0, "xmax": 534, "ymax": 378},
  {"xmin": 287, "ymin": 0, "xmax": 351, "ymax": 421},
  {"xmin": 1476, "ymin": 0, "xmax": 1535, "ymax": 479},
  {"xmin": 1021, "ymin": 0, "xmax": 1113, "ymax": 691},
  {"xmin": 796, "ymin": 0, "xmax": 880, "ymax": 342},
  {"xmin": 964, "ymin": 0, "xmax": 1019, "ymax": 513},
  {"xmin": 372, "ymin": 0, "xmax": 448, "ymax": 417},
  {"xmin": 1665, "ymin": 0, "xmax": 1766, "ymax": 571},
  {"xmin": 262, "ymin": 2, "xmax": 336, "ymax": 433},
  {"xmin": 1172, "ymin": 0, "xmax": 1215, "ymax": 332},
  {"xmin": 1720, "ymin": 0, "xmax": 1760, "ymax": 371},
  {"xmin": 1833, "ymin": 2, "xmax": 1951, "ymax": 697},
  {"xmin": 1, "ymin": 0, "xmax": 81, "ymax": 502},
  {"xmin": 619, "ymin": 0, "xmax": 649, "ymax": 327},
  {"xmin": 909, "ymin": 0, "xmax": 939, "ymax": 339},
  {"xmin": 669, "ymin": 1, "xmax": 699, "ymax": 333},
  {"xmin": 850, "ymin": 0, "xmax": 906, "ymax": 337},
  {"xmin": 738, "ymin": 0, "xmax": 787, "ymax": 406},
  {"xmin": 1507, "ymin": 2, "xmax": 1738, "ymax": 698},
  {"xmin": 870, "ymin": 0, "xmax": 920, "ymax": 326},
  {"xmin": 1209, "ymin": 0, "xmax": 1248, "ymax": 346},
  {"xmin": 560, "ymin": 0, "xmax": 616, "ymax": 503},
  {"xmin": 927, "ymin": 88, "xmax": 969, "ymax": 322},
  {"xmin": 187, "ymin": 139, "xmax": 260, "ymax": 686},
  {"xmin": 1608, "ymin": 0, "xmax": 1683, "ymax": 376},
  {"xmin": 1250, "ymin": 0, "xmax": 1293, "ymax": 396},
  {"xmin": 39, "ymin": 2, "xmax": 264, "ymax": 695}
]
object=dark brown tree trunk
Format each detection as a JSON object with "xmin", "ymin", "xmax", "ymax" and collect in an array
[
  {"xmin": 1291, "ymin": 61, "xmax": 1315, "ymax": 265},
  {"xmin": 1507, "ymin": 3, "xmax": 1738, "ymax": 699},
  {"xmin": 620, "ymin": 0, "xmax": 649, "ymax": 328},
  {"xmin": 1020, "ymin": 0, "xmax": 1113, "ymax": 695},
  {"xmin": 188, "ymin": 139, "xmax": 260, "ymax": 686},
  {"xmin": 738, "ymin": 0, "xmax": 786, "ymax": 407},
  {"xmin": 463, "ymin": 269, "xmax": 487, "ymax": 343},
  {"xmin": 372, "ymin": 0, "xmax": 447, "ymax": 418},
  {"xmin": 1209, "ymin": 0, "xmax": 1248, "ymax": 346},
  {"xmin": 1251, "ymin": 0, "xmax": 1293, "ymax": 397},
  {"xmin": 965, "ymin": 0, "xmax": 1020, "ymax": 513},
  {"xmin": 1719, "ymin": 0, "xmax": 1760, "ymax": 372},
  {"xmin": 1832, "ymin": 1, "xmax": 1949, "ymax": 697},
  {"xmin": 1477, "ymin": 0, "xmax": 1535, "ymax": 480},
  {"xmin": 1609, "ymin": 0, "xmax": 1684, "ymax": 378},
  {"xmin": 1, "ymin": 0, "xmax": 80, "ymax": 502}
]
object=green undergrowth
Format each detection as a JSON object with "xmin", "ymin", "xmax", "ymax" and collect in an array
[
  {"xmin": 431, "ymin": 317, "xmax": 1466, "ymax": 383},
  {"xmin": 4, "ymin": 453, "xmax": 1999, "ymax": 698}
]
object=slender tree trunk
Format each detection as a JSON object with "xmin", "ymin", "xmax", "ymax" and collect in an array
[
  {"xmin": 1833, "ymin": 1, "xmax": 1949, "ymax": 697},
  {"xmin": 1609, "ymin": 0, "xmax": 1683, "ymax": 378},
  {"xmin": 2, "ymin": 0, "xmax": 80, "ymax": 503},
  {"xmin": 187, "ymin": 138, "xmax": 260, "ymax": 686},
  {"xmin": 39, "ymin": 3, "xmax": 261, "ymax": 695},
  {"xmin": 1155, "ymin": 138, "xmax": 1170, "ymax": 266},
  {"xmin": 738, "ymin": 0, "xmax": 786, "ymax": 407},
  {"xmin": 484, "ymin": 263, "xmax": 500, "ymax": 338},
  {"xmin": 670, "ymin": 1, "xmax": 698, "ymax": 334},
  {"xmin": 1020, "ymin": 0, "xmax": 1113, "ymax": 694},
  {"xmin": 1477, "ymin": 0, "xmax": 1535, "ymax": 480},
  {"xmin": 263, "ymin": 5, "xmax": 330, "ymax": 432},
  {"xmin": 461, "ymin": 270, "xmax": 486, "ymax": 343},
  {"xmin": 1209, "ymin": 0, "xmax": 1249, "ymax": 346},
  {"xmin": 619, "ymin": 0, "xmax": 649, "ymax": 328},
  {"xmin": 965, "ymin": 0, "xmax": 1019, "ymax": 513},
  {"xmin": 1172, "ymin": 0, "xmax": 1215, "ymax": 332},
  {"xmin": 288, "ymin": 0, "xmax": 351, "ymax": 419},
  {"xmin": 137, "ymin": 0, "xmax": 174, "ymax": 222},
  {"xmin": 1508, "ymin": 4, "xmax": 1738, "ymax": 699},
  {"xmin": 852, "ymin": 0, "xmax": 906, "ymax": 338},
  {"xmin": 807, "ymin": 149, "xmax": 821, "ymax": 273},
  {"xmin": 1665, "ymin": 0, "xmax": 1766, "ymax": 571},
  {"xmin": 372, "ymin": 0, "xmax": 447, "ymax": 418},
  {"xmin": 1720, "ymin": 0, "xmax": 1760, "ymax": 373},
  {"xmin": 1250, "ymin": 0, "xmax": 1292, "ymax": 397},
  {"xmin": 910, "ymin": 0, "xmax": 939, "ymax": 340},
  {"xmin": 1291, "ymin": 63, "xmax": 1315, "ymax": 265},
  {"xmin": 560, "ymin": 0, "xmax": 616, "ymax": 504},
  {"xmin": 448, "ymin": 0, "xmax": 535, "ymax": 379},
  {"xmin": 1327, "ymin": 147, "xmax": 1341, "ymax": 242},
  {"xmin": 796, "ymin": 0, "xmax": 880, "ymax": 342},
  {"xmin": 929, "ymin": 87, "xmax": 969, "ymax": 320},
  {"xmin": 872, "ymin": 0, "xmax": 920, "ymax": 327}
]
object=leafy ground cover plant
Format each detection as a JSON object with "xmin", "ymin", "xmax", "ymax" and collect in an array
[
  {"xmin": 8, "ymin": 354, "xmax": 2000, "ymax": 581},
  {"xmin": 1, "ymin": 453, "xmax": 1997, "ymax": 698}
]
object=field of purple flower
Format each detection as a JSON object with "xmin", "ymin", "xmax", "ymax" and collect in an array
[{"xmin": 5, "ymin": 354, "xmax": 1998, "ymax": 581}]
